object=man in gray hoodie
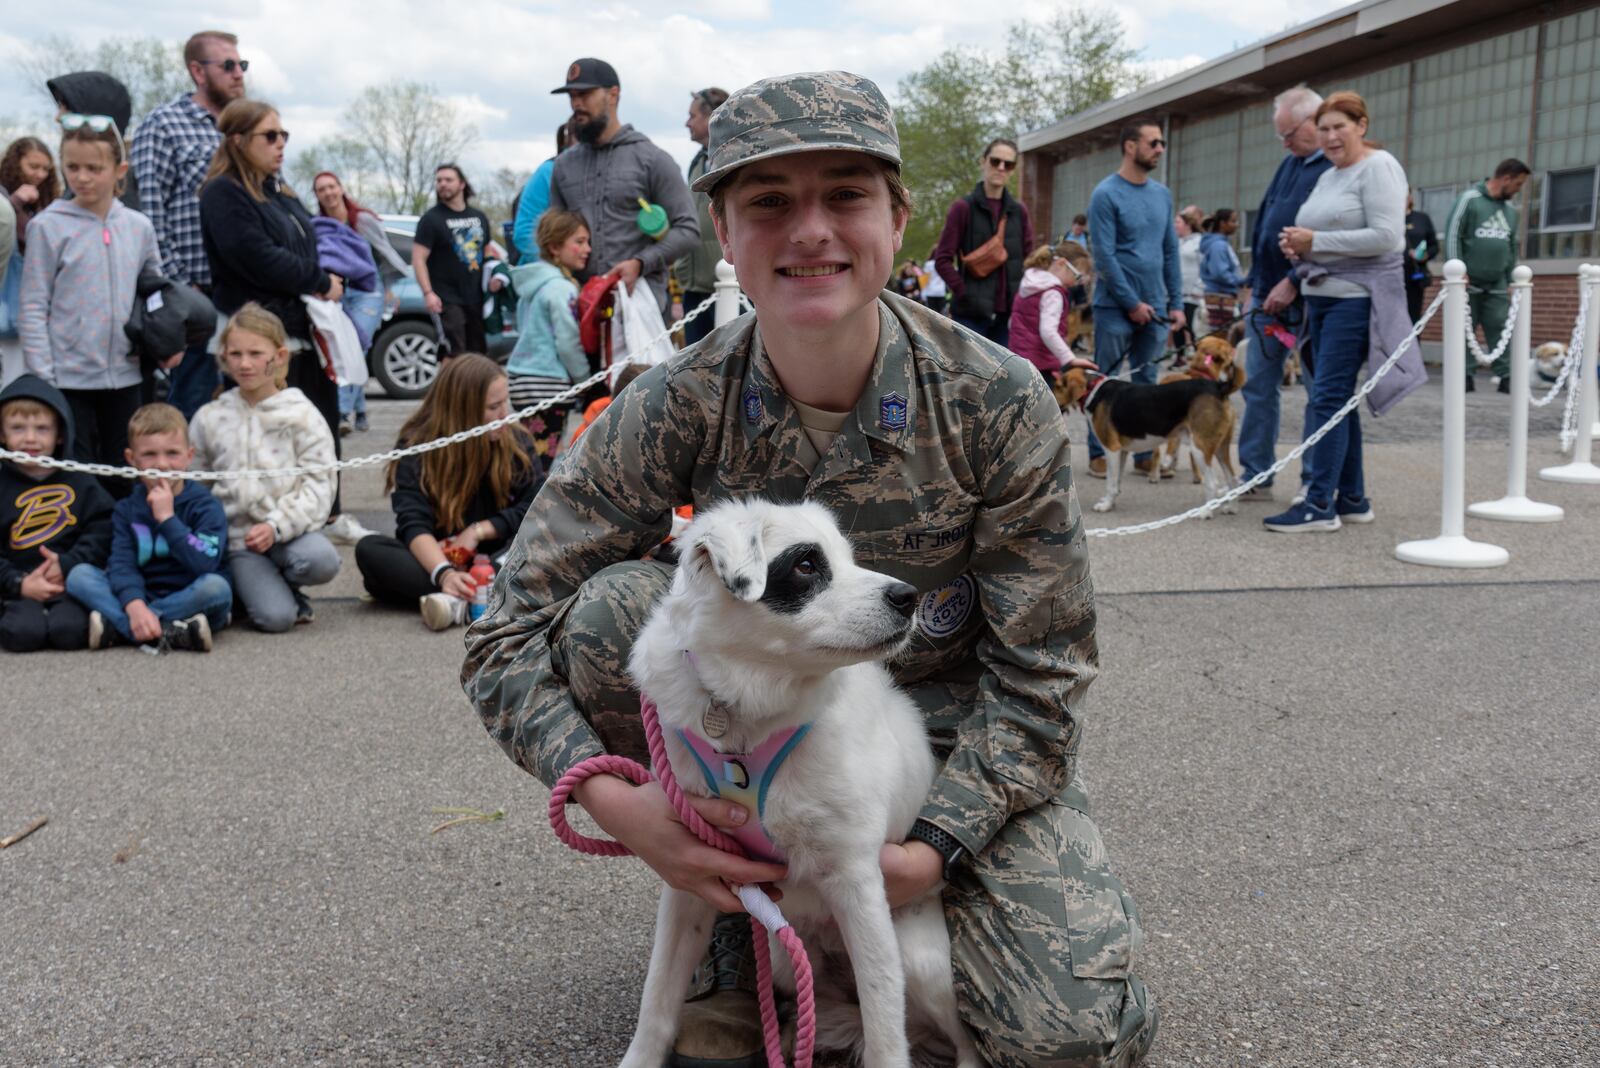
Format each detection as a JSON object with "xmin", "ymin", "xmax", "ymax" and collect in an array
[{"xmin": 549, "ymin": 58, "xmax": 698, "ymax": 313}]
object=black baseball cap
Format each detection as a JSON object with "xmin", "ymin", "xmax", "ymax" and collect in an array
[{"xmin": 551, "ymin": 58, "xmax": 620, "ymax": 94}]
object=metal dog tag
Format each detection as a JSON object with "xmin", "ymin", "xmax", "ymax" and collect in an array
[{"xmin": 702, "ymin": 701, "xmax": 730, "ymax": 739}]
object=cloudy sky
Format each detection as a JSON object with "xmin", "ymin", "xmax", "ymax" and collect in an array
[{"xmin": 1, "ymin": 0, "xmax": 1351, "ymax": 177}]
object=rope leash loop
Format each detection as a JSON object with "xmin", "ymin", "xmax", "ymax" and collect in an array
[{"xmin": 548, "ymin": 696, "xmax": 817, "ymax": 1068}]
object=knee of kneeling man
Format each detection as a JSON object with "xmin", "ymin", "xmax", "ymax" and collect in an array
[
  {"xmin": 974, "ymin": 991, "xmax": 1145, "ymax": 1068},
  {"xmin": 561, "ymin": 562, "xmax": 665, "ymax": 657}
]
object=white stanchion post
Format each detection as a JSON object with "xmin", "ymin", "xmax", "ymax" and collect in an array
[
  {"xmin": 714, "ymin": 259, "xmax": 741, "ymax": 328},
  {"xmin": 1396, "ymin": 260, "xmax": 1510, "ymax": 568},
  {"xmin": 1540, "ymin": 263, "xmax": 1600, "ymax": 484},
  {"xmin": 1468, "ymin": 266, "xmax": 1564, "ymax": 522}
]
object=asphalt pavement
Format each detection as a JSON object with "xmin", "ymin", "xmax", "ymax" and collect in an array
[{"xmin": 3, "ymin": 371, "xmax": 1596, "ymax": 1067}]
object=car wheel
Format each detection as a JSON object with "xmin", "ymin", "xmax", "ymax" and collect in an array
[{"xmin": 370, "ymin": 320, "xmax": 439, "ymax": 399}]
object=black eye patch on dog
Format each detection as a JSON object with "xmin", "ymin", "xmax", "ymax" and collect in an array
[{"xmin": 760, "ymin": 543, "xmax": 832, "ymax": 614}]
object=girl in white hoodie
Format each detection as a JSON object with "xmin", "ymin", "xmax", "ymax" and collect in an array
[{"xmin": 189, "ymin": 304, "xmax": 340, "ymax": 632}]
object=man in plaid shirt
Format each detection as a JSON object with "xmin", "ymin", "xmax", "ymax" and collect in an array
[{"xmin": 130, "ymin": 29, "xmax": 246, "ymax": 418}]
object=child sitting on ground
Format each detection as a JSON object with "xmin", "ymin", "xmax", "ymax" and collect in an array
[
  {"xmin": 66, "ymin": 402, "xmax": 231, "ymax": 652},
  {"xmin": 189, "ymin": 304, "xmax": 340, "ymax": 633},
  {"xmin": 354, "ymin": 353, "xmax": 540, "ymax": 631},
  {"xmin": 0, "ymin": 374, "xmax": 112, "ymax": 651}
]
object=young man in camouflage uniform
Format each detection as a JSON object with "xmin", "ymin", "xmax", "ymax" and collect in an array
[{"xmin": 462, "ymin": 70, "xmax": 1157, "ymax": 1068}]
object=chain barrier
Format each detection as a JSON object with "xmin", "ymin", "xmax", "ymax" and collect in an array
[
  {"xmin": 1463, "ymin": 288, "xmax": 1521, "ymax": 368},
  {"xmin": 1528, "ymin": 282, "xmax": 1587, "ymax": 410},
  {"xmin": 1084, "ymin": 289, "xmax": 1448, "ymax": 538},
  {"xmin": 0, "ymin": 293, "xmax": 728, "ymax": 482}
]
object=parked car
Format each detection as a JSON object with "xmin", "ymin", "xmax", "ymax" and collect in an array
[{"xmin": 367, "ymin": 214, "xmax": 518, "ymax": 399}]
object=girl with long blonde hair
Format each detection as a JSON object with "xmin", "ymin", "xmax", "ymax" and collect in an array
[{"xmin": 356, "ymin": 354, "xmax": 543, "ymax": 630}]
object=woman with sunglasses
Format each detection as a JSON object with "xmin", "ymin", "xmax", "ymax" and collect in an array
[
  {"xmin": 199, "ymin": 99, "xmax": 348, "ymax": 517},
  {"xmin": 932, "ymin": 136, "xmax": 1033, "ymax": 345}
]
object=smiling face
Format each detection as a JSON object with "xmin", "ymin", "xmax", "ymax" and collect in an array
[
  {"xmin": 313, "ymin": 174, "xmax": 343, "ymax": 212},
  {"xmin": 711, "ymin": 149, "xmax": 906, "ymax": 334},
  {"xmin": 1317, "ymin": 109, "xmax": 1368, "ymax": 167},
  {"xmin": 1, "ymin": 403, "xmax": 59, "ymax": 467},
  {"xmin": 19, "ymin": 149, "xmax": 52, "ymax": 188}
]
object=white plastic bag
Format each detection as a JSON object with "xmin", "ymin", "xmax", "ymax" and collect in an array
[
  {"xmin": 303, "ymin": 296, "xmax": 368, "ymax": 388},
  {"xmin": 614, "ymin": 278, "xmax": 675, "ymax": 379}
]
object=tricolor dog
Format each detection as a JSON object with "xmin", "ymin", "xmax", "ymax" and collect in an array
[
  {"xmin": 622, "ymin": 499, "xmax": 980, "ymax": 1068},
  {"xmin": 1054, "ymin": 364, "xmax": 1244, "ymax": 516},
  {"xmin": 1159, "ymin": 335, "xmax": 1245, "ymax": 484}
]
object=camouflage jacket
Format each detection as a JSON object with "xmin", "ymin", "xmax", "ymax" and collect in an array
[{"xmin": 462, "ymin": 292, "xmax": 1099, "ymax": 857}]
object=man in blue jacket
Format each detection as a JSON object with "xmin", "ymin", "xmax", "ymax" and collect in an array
[
  {"xmin": 1238, "ymin": 86, "xmax": 1332, "ymax": 498},
  {"xmin": 1086, "ymin": 118, "xmax": 1185, "ymax": 474}
]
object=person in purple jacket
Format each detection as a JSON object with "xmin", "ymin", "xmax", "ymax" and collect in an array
[{"xmin": 66, "ymin": 402, "xmax": 231, "ymax": 652}]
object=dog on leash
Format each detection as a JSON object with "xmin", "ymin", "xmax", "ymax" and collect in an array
[
  {"xmin": 1054, "ymin": 364, "xmax": 1243, "ymax": 516},
  {"xmin": 1160, "ymin": 335, "xmax": 1245, "ymax": 484},
  {"xmin": 622, "ymin": 499, "xmax": 981, "ymax": 1068}
]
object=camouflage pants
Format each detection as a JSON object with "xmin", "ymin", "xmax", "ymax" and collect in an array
[{"xmin": 552, "ymin": 561, "xmax": 1158, "ymax": 1068}]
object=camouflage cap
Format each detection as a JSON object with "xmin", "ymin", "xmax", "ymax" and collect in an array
[{"xmin": 690, "ymin": 71, "xmax": 900, "ymax": 194}]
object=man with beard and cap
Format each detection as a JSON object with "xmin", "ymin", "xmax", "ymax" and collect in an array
[
  {"xmin": 46, "ymin": 71, "xmax": 140, "ymax": 211},
  {"xmin": 130, "ymin": 29, "xmax": 247, "ymax": 419},
  {"xmin": 548, "ymin": 58, "xmax": 698, "ymax": 313}
]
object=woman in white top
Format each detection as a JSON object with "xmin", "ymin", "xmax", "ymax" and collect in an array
[
  {"xmin": 1266, "ymin": 90, "xmax": 1407, "ymax": 533},
  {"xmin": 1174, "ymin": 205, "xmax": 1205, "ymax": 352}
]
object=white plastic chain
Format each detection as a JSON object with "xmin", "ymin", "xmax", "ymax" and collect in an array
[
  {"xmin": 1463, "ymin": 287, "xmax": 1521, "ymax": 368},
  {"xmin": 1528, "ymin": 281, "xmax": 1587, "ymax": 409},
  {"xmin": 0, "ymin": 294, "xmax": 727, "ymax": 482},
  {"xmin": 1084, "ymin": 288, "xmax": 1448, "ymax": 538}
]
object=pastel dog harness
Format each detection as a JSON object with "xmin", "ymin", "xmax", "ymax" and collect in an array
[{"xmin": 678, "ymin": 725, "xmax": 813, "ymax": 863}]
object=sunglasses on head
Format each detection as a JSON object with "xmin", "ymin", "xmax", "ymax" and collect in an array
[
  {"xmin": 988, "ymin": 156, "xmax": 1017, "ymax": 170},
  {"xmin": 198, "ymin": 58, "xmax": 249, "ymax": 73},
  {"xmin": 58, "ymin": 113, "xmax": 125, "ymax": 160}
]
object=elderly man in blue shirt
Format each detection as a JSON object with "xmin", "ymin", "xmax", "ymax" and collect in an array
[{"xmin": 1237, "ymin": 86, "xmax": 1333, "ymax": 499}]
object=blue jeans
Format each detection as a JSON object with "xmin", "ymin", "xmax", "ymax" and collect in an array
[
  {"xmin": 955, "ymin": 313, "xmax": 1010, "ymax": 348},
  {"xmin": 1299, "ymin": 297, "xmax": 1369, "ymax": 507},
  {"xmin": 66, "ymin": 565, "xmax": 233, "ymax": 641},
  {"xmin": 166, "ymin": 338, "xmax": 220, "ymax": 421},
  {"xmin": 338, "ymin": 383, "xmax": 367, "ymax": 418},
  {"xmin": 1087, "ymin": 309, "xmax": 1167, "ymax": 461},
  {"xmin": 1238, "ymin": 309, "xmax": 1315, "ymax": 484}
]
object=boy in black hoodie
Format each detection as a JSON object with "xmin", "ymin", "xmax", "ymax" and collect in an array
[{"xmin": 0, "ymin": 374, "xmax": 114, "ymax": 651}]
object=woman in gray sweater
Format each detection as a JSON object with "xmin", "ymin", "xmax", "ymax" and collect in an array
[{"xmin": 1266, "ymin": 90, "xmax": 1408, "ymax": 532}]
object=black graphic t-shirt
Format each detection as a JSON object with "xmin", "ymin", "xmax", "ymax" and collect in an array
[{"xmin": 415, "ymin": 204, "xmax": 490, "ymax": 307}]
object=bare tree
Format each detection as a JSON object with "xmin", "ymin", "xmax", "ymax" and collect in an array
[
  {"xmin": 288, "ymin": 138, "xmax": 379, "ymax": 207},
  {"xmin": 476, "ymin": 166, "xmax": 533, "ymax": 230},
  {"xmin": 13, "ymin": 35, "xmax": 189, "ymax": 130},
  {"xmin": 345, "ymin": 82, "xmax": 478, "ymax": 215}
]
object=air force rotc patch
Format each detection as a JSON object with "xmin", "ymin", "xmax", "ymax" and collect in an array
[
  {"xmin": 918, "ymin": 574, "xmax": 975, "ymax": 637},
  {"xmin": 878, "ymin": 390, "xmax": 907, "ymax": 431},
  {"xmin": 743, "ymin": 384, "xmax": 763, "ymax": 425}
]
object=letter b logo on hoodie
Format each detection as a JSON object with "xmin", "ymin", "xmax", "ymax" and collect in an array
[{"xmin": 10, "ymin": 484, "xmax": 77, "ymax": 550}]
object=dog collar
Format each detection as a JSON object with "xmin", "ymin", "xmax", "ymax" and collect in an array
[
  {"xmin": 1080, "ymin": 372, "xmax": 1111, "ymax": 412},
  {"xmin": 678, "ymin": 725, "xmax": 812, "ymax": 863}
]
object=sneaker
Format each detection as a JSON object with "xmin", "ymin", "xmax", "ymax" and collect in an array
[
  {"xmin": 672, "ymin": 912, "xmax": 762, "ymax": 1068},
  {"xmin": 324, "ymin": 513, "xmax": 377, "ymax": 545},
  {"xmin": 292, "ymin": 588, "xmax": 315, "ymax": 626},
  {"xmin": 1495, "ymin": 377, "xmax": 1510, "ymax": 394},
  {"xmin": 1086, "ymin": 456, "xmax": 1106, "ymax": 479},
  {"xmin": 1465, "ymin": 376, "xmax": 1476, "ymax": 392},
  {"xmin": 1336, "ymin": 495, "xmax": 1376, "ymax": 524},
  {"xmin": 339, "ymin": 418, "xmax": 353, "ymax": 437},
  {"xmin": 162, "ymin": 613, "xmax": 213, "ymax": 652},
  {"xmin": 1237, "ymin": 483, "xmax": 1275, "ymax": 502},
  {"xmin": 1264, "ymin": 499, "xmax": 1341, "ymax": 532},
  {"xmin": 87, "ymin": 610, "xmax": 123, "ymax": 650},
  {"xmin": 354, "ymin": 412, "xmax": 369, "ymax": 433},
  {"xmin": 1133, "ymin": 457, "xmax": 1175, "ymax": 479},
  {"xmin": 419, "ymin": 592, "xmax": 469, "ymax": 631}
]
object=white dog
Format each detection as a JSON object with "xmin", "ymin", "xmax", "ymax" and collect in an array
[{"xmin": 621, "ymin": 499, "xmax": 980, "ymax": 1068}]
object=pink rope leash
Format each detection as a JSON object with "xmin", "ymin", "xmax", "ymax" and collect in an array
[{"xmin": 548, "ymin": 697, "xmax": 816, "ymax": 1068}]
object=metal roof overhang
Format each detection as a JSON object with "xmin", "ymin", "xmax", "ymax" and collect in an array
[{"xmin": 1019, "ymin": 0, "xmax": 1556, "ymax": 159}]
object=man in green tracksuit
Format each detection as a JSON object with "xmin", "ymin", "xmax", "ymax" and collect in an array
[{"xmin": 1445, "ymin": 158, "xmax": 1530, "ymax": 391}]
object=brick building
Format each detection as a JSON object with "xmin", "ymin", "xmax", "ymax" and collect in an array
[{"xmin": 1018, "ymin": 0, "xmax": 1600, "ymax": 348}]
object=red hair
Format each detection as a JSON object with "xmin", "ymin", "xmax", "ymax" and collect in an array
[{"xmin": 313, "ymin": 171, "xmax": 373, "ymax": 230}]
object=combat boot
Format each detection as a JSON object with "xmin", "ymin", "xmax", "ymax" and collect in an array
[{"xmin": 669, "ymin": 911, "xmax": 765, "ymax": 1068}]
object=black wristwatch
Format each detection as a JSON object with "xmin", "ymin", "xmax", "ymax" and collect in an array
[{"xmin": 906, "ymin": 818, "xmax": 968, "ymax": 884}]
